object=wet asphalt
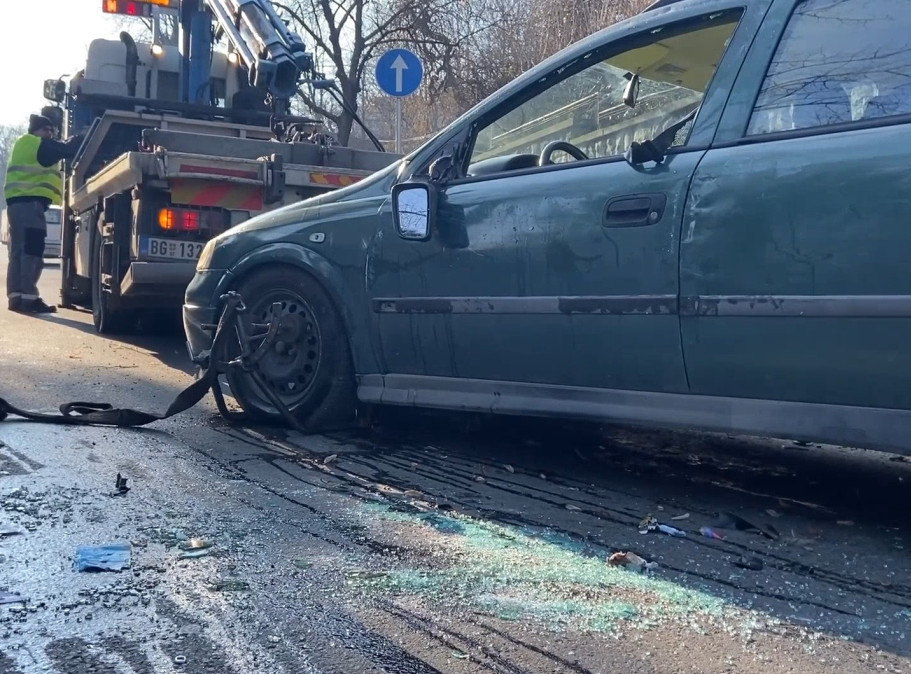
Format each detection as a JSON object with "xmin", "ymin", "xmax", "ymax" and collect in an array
[{"xmin": 1, "ymin": 248, "xmax": 910, "ymax": 674}]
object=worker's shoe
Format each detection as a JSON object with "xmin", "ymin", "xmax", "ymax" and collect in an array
[
  {"xmin": 7, "ymin": 297, "xmax": 21, "ymax": 311},
  {"xmin": 20, "ymin": 298, "xmax": 57, "ymax": 314}
]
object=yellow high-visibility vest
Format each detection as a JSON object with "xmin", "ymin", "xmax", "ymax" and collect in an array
[{"xmin": 3, "ymin": 133, "xmax": 63, "ymax": 205}]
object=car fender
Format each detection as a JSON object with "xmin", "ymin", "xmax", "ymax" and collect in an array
[{"xmin": 217, "ymin": 242, "xmax": 376, "ymax": 373}]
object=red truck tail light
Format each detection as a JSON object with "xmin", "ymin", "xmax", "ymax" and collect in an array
[{"xmin": 158, "ymin": 208, "xmax": 200, "ymax": 232}]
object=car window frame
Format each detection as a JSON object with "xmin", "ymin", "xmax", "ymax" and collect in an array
[
  {"xmin": 449, "ymin": 6, "xmax": 749, "ymax": 185},
  {"xmin": 398, "ymin": 0, "xmax": 763, "ymax": 186},
  {"xmin": 714, "ymin": 0, "xmax": 911, "ymax": 147}
]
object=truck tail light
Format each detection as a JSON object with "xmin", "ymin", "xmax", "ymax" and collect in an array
[{"xmin": 158, "ymin": 208, "xmax": 200, "ymax": 232}]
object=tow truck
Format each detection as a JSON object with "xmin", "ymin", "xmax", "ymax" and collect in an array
[{"xmin": 42, "ymin": 0, "xmax": 398, "ymax": 333}]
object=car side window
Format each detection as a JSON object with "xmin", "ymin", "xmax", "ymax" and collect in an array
[
  {"xmin": 466, "ymin": 9, "xmax": 744, "ymax": 177},
  {"xmin": 748, "ymin": 0, "xmax": 911, "ymax": 135}
]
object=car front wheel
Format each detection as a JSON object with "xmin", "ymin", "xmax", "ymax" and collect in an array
[{"xmin": 223, "ymin": 266, "xmax": 358, "ymax": 432}]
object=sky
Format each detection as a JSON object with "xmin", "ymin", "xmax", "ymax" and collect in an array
[{"xmin": 0, "ymin": 0, "xmax": 128, "ymax": 127}]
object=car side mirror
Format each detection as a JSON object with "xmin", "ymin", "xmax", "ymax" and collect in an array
[
  {"xmin": 43, "ymin": 79, "xmax": 65, "ymax": 103},
  {"xmin": 392, "ymin": 182, "xmax": 435, "ymax": 241}
]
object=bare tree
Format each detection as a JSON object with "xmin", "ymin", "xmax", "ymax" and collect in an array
[
  {"xmin": 272, "ymin": 0, "xmax": 484, "ymax": 146},
  {"xmin": 363, "ymin": 0, "xmax": 653, "ymax": 151}
]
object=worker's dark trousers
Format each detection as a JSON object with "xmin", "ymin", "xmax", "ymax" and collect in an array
[{"xmin": 6, "ymin": 201, "xmax": 46, "ymax": 304}]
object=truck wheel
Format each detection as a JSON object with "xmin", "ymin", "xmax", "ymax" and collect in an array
[
  {"xmin": 91, "ymin": 232, "xmax": 134, "ymax": 334},
  {"xmin": 224, "ymin": 267, "xmax": 358, "ymax": 432}
]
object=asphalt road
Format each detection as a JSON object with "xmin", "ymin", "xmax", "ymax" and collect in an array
[{"xmin": 1, "ymin": 245, "xmax": 910, "ymax": 674}]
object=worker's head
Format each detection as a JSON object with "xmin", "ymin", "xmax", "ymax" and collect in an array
[{"xmin": 28, "ymin": 114, "xmax": 55, "ymax": 139}]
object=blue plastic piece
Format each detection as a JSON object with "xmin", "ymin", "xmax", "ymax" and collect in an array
[{"xmin": 73, "ymin": 543, "xmax": 131, "ymax": 572}]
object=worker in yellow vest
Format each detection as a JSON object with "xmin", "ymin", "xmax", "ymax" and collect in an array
[{"xmin": 4, "ymin": 115, "xmax": 82, "ymax": 314}]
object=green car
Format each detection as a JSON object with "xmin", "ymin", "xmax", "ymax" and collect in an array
[{"xmin": 184, "ymin": 0, "xmax": 911, "ymax": 452}]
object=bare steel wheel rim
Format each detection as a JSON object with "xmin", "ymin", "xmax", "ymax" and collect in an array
[{"xmin": 235, "ymin": 290, "xmax": 323, "ymax": 411}]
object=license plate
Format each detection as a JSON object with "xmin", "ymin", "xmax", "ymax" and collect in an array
[{"xmin": 140, "ymin": 237, "xmax": 204, "ymax": 260}]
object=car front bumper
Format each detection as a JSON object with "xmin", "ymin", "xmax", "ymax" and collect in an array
[{"xmin": 182, "ymin": 269, "xmax": 229, "ymax": 365}]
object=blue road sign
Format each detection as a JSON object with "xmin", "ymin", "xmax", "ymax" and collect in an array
[{"xmin": 375, "ymin": 49, "xmax": 423, "ymax": 97}]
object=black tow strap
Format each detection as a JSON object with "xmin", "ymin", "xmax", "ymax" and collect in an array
[{"xmin": 0, "ymin": 292, "xmax": 298, "ymax": 431}]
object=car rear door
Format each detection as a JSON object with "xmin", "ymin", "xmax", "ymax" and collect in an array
[{"xmin": 680, "ymin": 0, "xmax": 911, "ymax": 412}]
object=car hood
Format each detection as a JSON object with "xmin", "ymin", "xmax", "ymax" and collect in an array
[{"xmin": 228, "ymin": 157, "xmax": 405, "ymax": 236}]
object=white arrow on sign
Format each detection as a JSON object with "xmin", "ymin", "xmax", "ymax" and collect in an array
[{"xmin": 391, "ymin": 54, "xmax": 408, "ymax": 93}]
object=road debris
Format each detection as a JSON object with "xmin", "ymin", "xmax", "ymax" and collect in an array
[
  {"xmin": 323, "ymin": 454, "xmax": 339, "ymax": 465},
  {"xmin": 174, "ymin": 655, "xmax": 187, "ymax": 665},
  {"xmin": 671, "ymin": 513, "xmax": 690, "ymax": 521},
  {"xmin": 179, "ymin": 538, "xmax": 214, "ymax": 558},
  {"xmin": 0, "ymin": 591, "xmax": 27, "ymax": 605},
  {"xmin": 474, "ymin": 476, "xmax": 486, "ymax": 483},
  {"xmin": 766, "ymin": 509, "xmax": 782, "ymax": 518},
  {"xmin": 503, "ymin": 464, "xmax": 514, "ymax": 473},
  {"xmin": 73, "ymin": 543, "xmax": 131, "ymax": 572},
  {"xmin": 639, "ymin": 515, "xmax": 686, "ymax": 537},
  {"xmin": 608, "ymin": 551, "xmax": 658, "ymax": 573},
  {"xmin": 837, "ymin": 520, "xmax": 855, "ymax": 526},
  {"xmin": 711, "ymin": 512, "xmax": 779, "ymax": 540},
  {"xmin": 0, "ymin": 528, "xmax": 23, "ymax": 538},
  {"xmin": 451, "ymin": 650, "xmax": 469, "ymax": 660},
  {"xmin": 732, "ymin": 555, "xmax": 764, "ymax": 571},
  {"xmin": 700, "ymin": 526, "xmax": 725, "ymax": 540},
  {"xmin": 565, "ymin": 504, "xmax": 581, "ymax": 511},
  {"xmin": 113, "ymin": 472, "xmax": 130, "ymax": 496}
]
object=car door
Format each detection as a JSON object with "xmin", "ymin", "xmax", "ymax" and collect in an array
[
  {"xmin": 680, "ymin": 0, "xmax": 911, "ymax": 410},
  {"xmin": 368, "ymin": 4, "xmax": 756, "ymax": 395}
]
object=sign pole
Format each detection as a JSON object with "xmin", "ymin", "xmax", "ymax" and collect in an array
[{"xmin": 395, "ymin": 99, "xmax": 403, "ymax": 154}]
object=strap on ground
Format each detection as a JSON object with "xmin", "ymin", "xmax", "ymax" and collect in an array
[{"xmin": 0, "ymin": 292, "xmax": 306, "ymax": 432}]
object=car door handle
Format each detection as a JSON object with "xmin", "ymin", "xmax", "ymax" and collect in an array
[{"xmin": 603, "ymin": 193, "xmax": 667, "ymax": 227}]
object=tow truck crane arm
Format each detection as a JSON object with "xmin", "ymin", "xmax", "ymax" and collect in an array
[{"xmin": 203, "ymin": 0, "xmax": 313, "ymax": 109}]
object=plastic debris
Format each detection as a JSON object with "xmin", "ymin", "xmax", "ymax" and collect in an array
[
  {"xmin": 700, "ymin": 526, "xmax": 725, "ymax": 540},
  {"xmin": 0, "ymin": 591, "xmax": 27, "ymax": 605},
  {"xmin": 671, "ymin": 513, "xmax": 690, "ymax": 521},
  {"xmin": 74, "ymin": 543, "xmax": 131, "ymax": 572},
  {"xmin": 180, "ymin": 549, "xmax": 212, "ymax": 559},
  {"xmin": 732, "ymin": 555, "xmax": 764, "ymax": 571},
  {"xmin": 174, "ymin": 655, "xmax": 187, "ymax": 665},
  {"xmin": 608, "ymin": 551, "xmax": 658, "ymax": 573},
  {"xmin": 114, "ymin": 473, "xmax": 129, "ymax": 495},
  {"xmin": 0, "ymin": 528, "xmax": 24, "ymax": 539},
  {"xmin": 179, "ymin": 538, "xmax": 214, "ymax": 558},
  {"xmin": 639, "ymin": 515, "xmax": 686, "ymax": 537},
  {"xmin": 474, "ymin": 476, "xmax": 486, "ymax": 483},
  {"xmin": 711, "ymin": 512, "xmax": 779, "ymax": 540},
  {"xmin": 565, "ymin": 504, "xmax": 581, "ymax": 511},
  {"xmin": 323, "ymin": 454, "xmax": 338, "ymax": 465},
  {"xmin": 451, "ymin": 650, "xmax": 469, "ymax": 660},
  {"xmin": 503, "ymin": 464, "xmax": 515, "ymax": 473}
]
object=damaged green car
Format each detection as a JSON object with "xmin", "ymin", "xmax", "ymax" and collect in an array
[{"xmin": 185, "ymin": 0, "xmax": 911, "ymax": 453}]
